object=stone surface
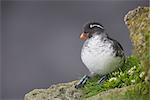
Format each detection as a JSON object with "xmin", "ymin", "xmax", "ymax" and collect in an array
[
  {"xmin": 124, "ymin": 6, "xmax": 150, "ymax": 57},
  {"xmin": 124, "ymin": 6, "xmax": 150, "ymax": 83},
  {"xmin": 24, "ymin": 80, "xmax": 134, "ymax": 100},
  {"xmin": 24, "ymin": 81, "xmax": 83, "ymax": 100}
]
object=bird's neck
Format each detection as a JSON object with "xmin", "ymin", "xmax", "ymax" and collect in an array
[{"xmin": 92, "ymin": 32, "xmax": 108, "ymax": 40}]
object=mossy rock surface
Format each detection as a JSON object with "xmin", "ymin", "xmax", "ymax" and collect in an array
[
  {"xmin": 87, "ymin": 83, "xmax": 150, "ymax": 100},
  {"xmin": 124, "ymin": 7, "xmax": 150, "ymax": 67},
  {"xmin": 124, "ymin": 6, "xmax": 150, "ymax": 83},
  {"xmin": 124, "ymin": 6, "xmax": 150, "ymax": 55}
]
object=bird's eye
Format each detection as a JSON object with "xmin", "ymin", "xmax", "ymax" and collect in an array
[{"xmin": 90, "ymin": 24, "xmax": 93, "ymax": 28}]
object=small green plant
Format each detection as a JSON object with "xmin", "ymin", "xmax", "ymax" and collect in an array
[
  {"xmin": 81, "ymin": 55, "xmax": 146, "ymax": 98},
  {"xmin": 103, "ymin": 82, "xmax": 150, "ymax": 100},
  {"xmin": 122, "ymin": 82, "xmax": 150, "ymax": 100}
]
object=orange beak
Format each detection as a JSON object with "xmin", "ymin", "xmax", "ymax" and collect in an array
[{"xmin": 80, "ymin": 33, "xmax": 89, "ymax": 41}]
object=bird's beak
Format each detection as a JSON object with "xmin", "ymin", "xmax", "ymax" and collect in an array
[{"xmin": 80, "ymin": 33, "xmax": 89, "ymax": 41}]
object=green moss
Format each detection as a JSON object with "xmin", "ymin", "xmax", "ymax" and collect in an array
[
  {"xmin": 107, "ymin": 83, "xmax": 150, "ymax": 100},
  {"xmin": 81, "ymin": 56, "xmax": 146, "ymax": 98}
]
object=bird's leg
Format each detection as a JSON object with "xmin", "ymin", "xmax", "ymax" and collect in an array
[
  {"xmin": 75, "ymin": 73, "xmax": 95, "ymax": 89},
  {"xmin": 75, "ymin": 75, "xmax": 90, "ymax": 89},
  {"xmin": 97, "ymin": 75, "xmax": 108, "ymax": 84}
]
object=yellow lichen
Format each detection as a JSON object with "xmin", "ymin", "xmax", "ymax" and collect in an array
[{"xmin": 124, "ymin": 6, "xmax": 150, "ymax": 84}]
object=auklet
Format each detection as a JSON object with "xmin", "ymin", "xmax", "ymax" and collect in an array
[{"xmin": 75, "ymin": 22, "xmax": 125, "ymax": 89}]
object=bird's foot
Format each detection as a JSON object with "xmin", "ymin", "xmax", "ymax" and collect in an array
[
  {"xmin": 75, "ymin": 75, "xmax": 90, "ymax": 89},
  {"xmin": 97, "ymin": 75, "xmax": 108, "ymax": 84}
]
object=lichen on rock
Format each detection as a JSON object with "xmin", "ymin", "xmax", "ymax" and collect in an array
[
  {"xmin": 24, "ymin": 81, "xmax": 83, "ymax": 100},
  {"xmin": 124, "ymin": 6, "xmax": 150, "ymax": 84}
]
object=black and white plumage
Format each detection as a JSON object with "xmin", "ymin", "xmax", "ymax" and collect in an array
[{"xmin": 75, "ymin": 22, "xmax": 125, "ymax": 89}]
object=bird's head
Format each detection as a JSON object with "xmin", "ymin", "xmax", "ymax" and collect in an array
[{"xmin": 80, "ymin": 22, "xmax": 104, "ymax": 41}]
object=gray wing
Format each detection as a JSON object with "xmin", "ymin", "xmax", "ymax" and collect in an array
[
  {"xmin": 113, "ymin": 40, "xmax": 124, "ymax": 57},
  {"xmin": 108, "ymin": 37, "xmax": 125, "ymax": 58}
]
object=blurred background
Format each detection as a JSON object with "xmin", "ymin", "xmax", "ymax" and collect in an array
[{"xmin": 1, "ymin": 0, "xmax": 149, "ymax": 100}]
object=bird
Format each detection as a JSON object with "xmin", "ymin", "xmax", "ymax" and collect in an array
[{"xmin": 75, "ymin": 22, "xmax": 125, "ymax": 89}]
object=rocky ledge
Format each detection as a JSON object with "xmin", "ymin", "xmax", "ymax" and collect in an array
[{"xmin": 24, "ymin": 81, "xmax": 83, "ymax": 100}]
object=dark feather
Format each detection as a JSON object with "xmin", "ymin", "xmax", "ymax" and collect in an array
[{"xmin": 108, "ymin": 37, "xmax": 124, "ymax": 57}]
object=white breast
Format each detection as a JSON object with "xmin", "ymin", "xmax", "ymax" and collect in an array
[{"xmin": 81, "ymin": 35, "xmax": 122, "ymax": 75}]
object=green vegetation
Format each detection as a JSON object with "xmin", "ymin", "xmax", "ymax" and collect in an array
[
  {"xmin": 121, "ymin": 83, "xmax": 150, "ymax": 100},
  {"xmin": 81, "ymin": 56, "xmax": 149, "ymax": 99},
  {"xmin": 104, "ymin": 82, "xmax": 150, "ymax": 100}
]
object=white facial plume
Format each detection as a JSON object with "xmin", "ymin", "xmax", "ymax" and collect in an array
[{"xmin": 90, "ymin": 24, "xmax": 104, "ymax": 29}]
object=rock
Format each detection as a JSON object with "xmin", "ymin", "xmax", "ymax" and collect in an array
[
  {"xmin": 24, "ymin": 81, "xmax": 83, "ymax": 100},
  {"xmin": 124, "ymin": 6, "xmax": 150, "ymax": 83},
  {"xmin": 124, "ymin": 6, "xmax": 150, "ymax": 68},
  {"xmin": 24, "ymin": 81, "xmax": 136, "ymax": 100}
]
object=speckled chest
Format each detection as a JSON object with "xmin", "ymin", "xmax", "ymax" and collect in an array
[
  {"xmin": 81, "ymin": 35, "xmax": 121, "ymax": 75},
  {"xmin": 81, "ymin": 35, "xmax": 114, "ymax": 57}
]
